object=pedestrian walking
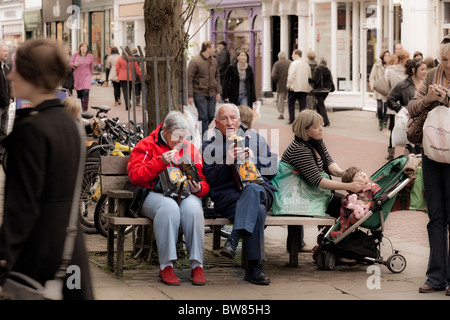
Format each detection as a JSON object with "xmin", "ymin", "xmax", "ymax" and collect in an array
[
  {"xmin": 187, "ymin": 41, "xmax": 221, "ymax": 138},
  {"xmin": 408, "ymin": 36, "xmax": 450, "ymax": 296},
  {"xmin": 309, "ymin": 57, "xmax": 334, "ymax": 127},
  {"xmin": 369, "ymin": 50, "xmax": 390, "ymax": 130},
  {"xmin": 386, "ymin": 58, "xmax": 427, "ymax": 155},
  {"xmin": 70, "ymin": 42, "xmax": 94, "ymax": 112},
  {"xmin": 217, "ymin": 41, "xmax": 230, "ymax": 88},
  {"xmin": 116, "ymin": 50, "xmax": 141, "ymax": 111},
  {"xmin": 222, "ymin": 48, "xmax": 256, "ymax": 107},
  {"xmin": 385, "ymin": 49, "xmax": 410, "ymax": 160},
  {"xmin": 286, "ymin": 49, "xmax": 312, "ymax": 124},
  {"xmin": 271, "ymin": 51, "xmax": 291, "ymax": 119},
  {"xmin": 0, "ymin": 43, "xmax": 12, "ymax": 164},
  {"xmin": 0, "ymin": 39, "xmax": 93, "ymax": 300},
  {"xmin": 105, "ymin": 46, "xmax": 121, "ymax": 106},
  {"xmin": 306, "ymin": 49, "xmax": 318, "ymax": 111},
  {"xmin": 61, "ymin": 45, "xmax": 74, "ymax": 94}
]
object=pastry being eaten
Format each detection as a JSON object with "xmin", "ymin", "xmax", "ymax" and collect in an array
[{"xmin": 228, "ymin": 135, "xmax": 244, "ymax": 141}]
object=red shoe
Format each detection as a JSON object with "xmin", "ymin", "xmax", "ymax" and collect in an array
[
  {"xmin": 159, "ymin": 266, "xmax": 180, "ymax": 286},
  {"xmin": 191, "ymin": 266, "xmax": 206, "ymax": 286}
]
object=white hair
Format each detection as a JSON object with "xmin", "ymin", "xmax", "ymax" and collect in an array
[
  {"xmin": 163, "ymin": 111, "xmax": 189, "ymax": 131},
  {"xmin": 214, "ymin": 103, "xmax": 240, "ymax": 120}
]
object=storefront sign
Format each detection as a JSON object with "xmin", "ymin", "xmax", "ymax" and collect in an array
[
  {"xmin": 24, "ymin": 10, "xmax": 42, "ymax": 31},
  {"xmin": 42, "ymin": 0, "xmax": 76, "ymax": 22}
]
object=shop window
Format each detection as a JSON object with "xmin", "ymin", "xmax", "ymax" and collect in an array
[{"xmin": 314, "ymin": 3, "xmax": 332, "ymax": 75}]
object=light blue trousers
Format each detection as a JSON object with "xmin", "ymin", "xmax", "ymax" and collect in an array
[{"xmin": 140, "ymin": 192, "xmax": 204, "ymax": 268}]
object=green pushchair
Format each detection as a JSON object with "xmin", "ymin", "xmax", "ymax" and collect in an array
[{"xmin": 315, "ymin": 155, "xmax": 416, "ymax": 273}]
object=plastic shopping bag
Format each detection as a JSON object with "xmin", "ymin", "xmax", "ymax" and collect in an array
[
  {"xmin": 392, "ymin": 107, "xmax": 409, "ymax": 147},
  {"xmin": 409, "ymin": 167, "xmax": 427, "ymax": 211},
  {"xmin": 272, "ymin": 162, "xmax": 331, "ymax": 216},
  {"xmin": 423, "ymin": 105, "xmax": 450, "ymax": 163}
]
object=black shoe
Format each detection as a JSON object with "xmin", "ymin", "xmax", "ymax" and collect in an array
[
  {"xmin": 244, "ymin": 261, "xmax": 271, "ymax": 285},
  {"xmin": 220, "ymin": 234, "xmax": 239, "ymax": 260}
]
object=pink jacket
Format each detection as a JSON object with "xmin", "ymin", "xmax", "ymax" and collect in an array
[
  {"xmin": 116, "ymin": 56, "xmax": 141, "ymax": 82},
  {"xmin": 70, "ymin": 53, "xmax": 94, "ymax": 90}
]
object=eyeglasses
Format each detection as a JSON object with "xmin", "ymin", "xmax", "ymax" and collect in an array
[{"xmin": 442, "ymin": 36, "xmax": 450, "ymax": 45}]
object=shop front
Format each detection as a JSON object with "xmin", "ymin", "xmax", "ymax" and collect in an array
[
  {"xmin": 210, "ymin": 3, "xmax": 263, "ymax": 95},
  {"xmin": 24, "ymin": 9, "xmax": 43, "ymax": 40},
  {"xmin": 113, "ymin": 0, "xmax": 145, "ymax": 53},
  {"xmin": 42, "ymin": 0, "xmax": 77, "ymax": 46},
  {"xmin": 79, "ymin": 0, "xmax": 114, "ymax": 68},
  {"xmin": 0, "ymin": 1, "xmax": 24, "ymax": 47}
]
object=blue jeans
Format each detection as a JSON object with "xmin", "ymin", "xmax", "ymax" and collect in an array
[
  {"xmin": 218, "ymin": 184, "xmax": 269, "ymax": 261},
  {"xmin": 422, "ymin": 153, "xmax": 450, "ymax": 289},
  {"xmin": 193, "ymin": 93, "xmax": 216, "ymax": 138},
  {"xmin": 237, "ymin": 93, "xmax": 248, "ymax": 107},
  {"xmin": 377, "ymin": 100, "xmax": 388, "ymax": 123}
]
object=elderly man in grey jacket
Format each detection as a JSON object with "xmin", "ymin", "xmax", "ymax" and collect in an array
[{"xmin": 271, "ymin": 51, "xmax": 291, "ymax": 120}]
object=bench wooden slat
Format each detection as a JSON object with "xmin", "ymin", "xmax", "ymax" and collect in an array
[
  {"xmin": 108, "ymin": 217, "xmax": 152, "ymax": 226},
  {"xmin": 204, "ymin": 216, "xmax": 336, "ymax": 226},
  {"xmin": 107, "ymin": 189, "xmax": 134, "ymax": 199},
  {"xmin": 100, "ymin": 156, "xmax": 129, "ymax": 175}
]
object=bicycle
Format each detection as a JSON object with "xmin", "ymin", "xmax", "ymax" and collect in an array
[{"xmin": 91, "ymin": 118, "xmax": 143, "ymax": 238}]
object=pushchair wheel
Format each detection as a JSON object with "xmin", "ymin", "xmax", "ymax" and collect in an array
[
  {"xmin": 317, "ymin": 250, "xmax": 336, "ymax": 270},
  {"xmin": 385, "ymin": 254, "xmax": 406, "ymax": 273}
]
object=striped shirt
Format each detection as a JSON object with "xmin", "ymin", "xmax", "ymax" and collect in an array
[
  {"xmin": 408, "ymin": 64, "xmax": 449, "ymax": 117},
  {"xmin": 281, "ymin": 139, "xmax": 334, "ymax": 187}
]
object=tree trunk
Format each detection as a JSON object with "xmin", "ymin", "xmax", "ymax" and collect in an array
[{"xmin": 144, "ymin": 0, "xmax": 185, "ymax": 133}]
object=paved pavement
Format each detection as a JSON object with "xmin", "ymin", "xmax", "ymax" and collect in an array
[{"xmin": 0, "ymin": 83, "xmax": 446, "ymax": 307}]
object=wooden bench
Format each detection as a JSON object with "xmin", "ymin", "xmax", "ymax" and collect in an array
[
  {"xmin": 205, "ymin": 215, "xmax": 336, "ymax": 267},
  {"xmin": 100, "ymin": 156, "xmax": 337, "ymax": 276},
  {"xmin": 100, "ymin": 156, "xmax": 154, "ymax": 277}
]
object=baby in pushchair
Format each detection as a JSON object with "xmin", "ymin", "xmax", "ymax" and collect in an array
[{"xmin": 330, "ymin": 167, "xmax": 381, "ymax": 239}]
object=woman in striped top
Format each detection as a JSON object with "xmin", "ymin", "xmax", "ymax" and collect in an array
[
  {"xmin": 407, "ymin": 37, "xmax": 450, "ymax": 296},
  {"xmin": 281, "ymin": 110, "xmax": 366, "ymax": 251}
]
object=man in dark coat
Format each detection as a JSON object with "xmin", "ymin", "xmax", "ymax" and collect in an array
[
  {"xmin": 217, "ymin": 41, "xmax": 230, "ymax": 87},
  {"xmin": 271, "ymin": 51, "xmax": 291, "ymax": 119},
  {"xmin": 202, "ymin": 104, "xmax": 278, "ymax": 285}
]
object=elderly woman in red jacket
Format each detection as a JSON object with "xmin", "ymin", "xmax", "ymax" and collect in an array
[{"xmin": 127, "ymin": 111, "xmax": 209, "ymax": 286}]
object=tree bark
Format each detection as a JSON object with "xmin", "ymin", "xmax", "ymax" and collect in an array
[{"xmin": 144, "ymin": 0, "xmax": 185, "ymax": 133}]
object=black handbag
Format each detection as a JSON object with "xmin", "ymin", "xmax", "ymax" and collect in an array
[{"xmin": 123, "ymin": 181, "xmax": 150, "ymax": 218}]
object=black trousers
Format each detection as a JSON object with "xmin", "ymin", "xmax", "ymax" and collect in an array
[{"xmin": 288, "ymin": 91, "xmax": 307, "ymax": 123}]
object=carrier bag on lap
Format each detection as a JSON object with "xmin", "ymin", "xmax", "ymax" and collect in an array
[{"xmin": 272, "ymin": 162, "xmax": 331, "ymax": 216}]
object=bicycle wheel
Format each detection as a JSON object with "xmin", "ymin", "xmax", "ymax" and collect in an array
[
  {"xmin": 79, "ymin": 162, "xmax": 100, "ymax": 234},
  {"xmin": 94, "ymin": 194, "xmax": 133, "ymax": 238}
]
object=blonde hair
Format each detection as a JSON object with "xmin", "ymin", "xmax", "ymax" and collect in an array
[
  {"xmin": 292, "ymin": 110, "xmax": 323, "ymax": 140},
  {"xmin": 307, "ymin": 49, "xmax": 316, "ymax": 60},
  {"xmin": 238, "ymin": 105, "xmax": 253, "ymax": 129},
  {"xmin": 63, "ymin": 97, "xmax": 82, "ymax": 121}
]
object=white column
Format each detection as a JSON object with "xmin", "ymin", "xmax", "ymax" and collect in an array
[
  {"xmin": 353, "ymin": 0, "xmax": 359, "ymax": 92},
  {"xmin": 297, "ymin": 1, "xmax": 309, "ymax": 54},
  {"xmin": 280, "ymin": 14, "xmax": 289, "ymax": 56},
  {"xmin": 331, "ymin": 1, "xmax": 337, "ymax": 85},
  {"xmin": 261, "ymin": 14, "xmax": 272, "ymax": 96}
]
